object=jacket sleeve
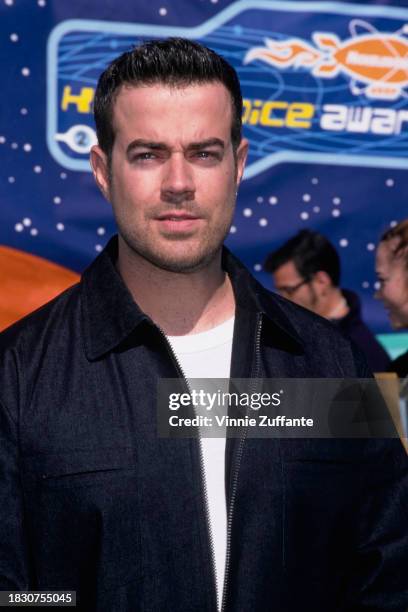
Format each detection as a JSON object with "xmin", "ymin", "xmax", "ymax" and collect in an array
[
  {"xmin": 344, "ymin": 341, "xmax": 408, "ymax": 609},
  {"xmin": 0, "ymin": 399, "xmax": 30, "ymax": 589},
  {"xmin": 349, "ymin": 439, "xmax": 408, "ymax": 611}
]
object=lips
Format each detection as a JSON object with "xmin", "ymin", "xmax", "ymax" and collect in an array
[
  {"xmin": 155, "ymin": 211, "xmax": 202, "ymax": 233},
  {"xmin": 156, "ymin": 211, "xmax": 199, "ymax": 221}
]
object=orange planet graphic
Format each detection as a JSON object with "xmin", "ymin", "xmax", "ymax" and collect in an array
[{"xmin": 0, "ymin": 245, "xmax": 80, "ymax": 331}]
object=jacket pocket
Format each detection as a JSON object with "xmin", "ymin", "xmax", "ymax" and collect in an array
[
  {"xmin": 21, "ymin": 448, "xmax": 141, "ymax": 596},
  {"xmin": 21, "ymin": 446, "xmax": 136, "ymax": 488}
]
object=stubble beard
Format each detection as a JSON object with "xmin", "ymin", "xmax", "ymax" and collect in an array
[
  {"xmin": 115, "ymin": 202, "xmax": 235, "ymax": 275},
  {"xmin": 119, "ymin": 226, "xmax": 229, "ymax": 274}
]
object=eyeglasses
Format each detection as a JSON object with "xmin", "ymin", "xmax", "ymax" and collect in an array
[{"xmin": 275, "ymin": 278, "xmax": 310, "ymax": 297}]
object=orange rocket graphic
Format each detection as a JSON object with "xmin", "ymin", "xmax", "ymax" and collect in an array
[{"xmin": 244, "ymin": 20, "xmax": 408, "ymax": 101}]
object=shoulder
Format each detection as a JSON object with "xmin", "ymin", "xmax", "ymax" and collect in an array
[
  {"xmin": 0, "ymin": 282, "xmax": 82, "ymax": 415},
  {"xmin": 0, "ymin": 281, "xmax": 81, "ymax": 353},
  {"xmin": 260, "ymin": 285, "xmax": 349, "ymax": 341},
  {"xmin": 258, "ymin": 286, "xmax": 371, "ymax": 377},
  {"xmin": 224, "ymin": 245, "xmax": 370, "ymax": 376}
]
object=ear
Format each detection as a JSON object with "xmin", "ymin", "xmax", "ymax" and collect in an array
[
  {"xmin": 235, "ymin": 138, "xmax": 249, "ymax": 186},
  {"xmin": 313, "ymin": 270, "xmax": 332, "ymax": 290},
  {"xmin": 90, "ymin": 145, "xmax": 111, "ymax": 202}
]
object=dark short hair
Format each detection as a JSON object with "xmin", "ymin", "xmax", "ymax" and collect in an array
[
  {"xmin": 264, "ymin": 229, "xmax": 341, "ymax": 286},
  {"xmin": 380, "ymin": 219, "xmax": 408, "ymax": 270},
  {"xmin": 93, "ymin": 37, "xmax": 243, "ymax": 160}
]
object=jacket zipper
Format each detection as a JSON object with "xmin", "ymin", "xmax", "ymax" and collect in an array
[
  {"xmin": 220, "ymin": 313, "xmax": 263, "ymax": 612},
  {"xmin": 155, "ymin": 326, "xmax": 219, "ymax": 611}
]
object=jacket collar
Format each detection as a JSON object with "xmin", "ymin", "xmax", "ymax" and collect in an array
[
  {"xmin": 81, "ymin": 237, "xmax": 148, "ymax": 360},
  {"xmin": 81, "ymin": 235, "xmax": 304, "ymax": 360},
  {"xmin": 222, "ymin": 247, "xmax": 304, "ymax": 351}
]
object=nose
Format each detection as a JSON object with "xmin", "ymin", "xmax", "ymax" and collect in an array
[{"xmin": 161, "ymin": 152, "xmax": 195, "ymax": 204}]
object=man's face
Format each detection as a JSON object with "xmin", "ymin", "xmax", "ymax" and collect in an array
[
  {"xmin": 91, "ymin": 82, "xmax": 247, "ymax": 273},
  {"xmin": 375, "ymin": 241, "xmax": 408, "ymax": 329},
  {"xmin": 272, "ymin": 260, "xmax": 318, "ymax": 311}
]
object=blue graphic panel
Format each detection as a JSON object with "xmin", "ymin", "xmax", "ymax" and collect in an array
[{"xmin": 47, "ymin": 1, "xmax": 408, "ymax": 175}]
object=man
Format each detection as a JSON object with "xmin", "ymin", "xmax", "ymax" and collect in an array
[
  {"xmin": 264, "ymin": 229, "xmax": 391, "ymax": 372},
  {"xmin": 0, "ymin": 39, "xmax": 406, "ymax": 611}
]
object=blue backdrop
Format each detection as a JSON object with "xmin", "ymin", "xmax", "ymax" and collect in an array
[{"xmin": 1, "ymin": 0, "xmax": 408, "ymax": 348}]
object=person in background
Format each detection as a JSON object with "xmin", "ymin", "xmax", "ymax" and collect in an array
[
  {"xmin": 376, "ymin": 219, "xmax": 408, "ymax": 377},
  {"xmin": 264, "ymin": 229, "xmax": 390, "ymax": 373}
]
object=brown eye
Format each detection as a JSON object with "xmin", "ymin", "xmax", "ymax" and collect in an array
[
  {"xmin": 133, "ymin": 152, "xmax": 156, "ymax": 162},
  {"xmin": 193, "ymin": 150, "xmax": 221, "ymax": 163}
]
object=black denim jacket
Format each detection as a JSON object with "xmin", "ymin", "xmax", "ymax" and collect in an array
[{"xmin": 0, "ymin": 237, "xmax": 407, "ymax": 611}]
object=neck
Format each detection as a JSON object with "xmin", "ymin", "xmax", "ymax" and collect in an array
[
  {"xmin": 116, "ymin": 237, "xmax": 235, "ymax": 336},
  {"xmin": 319, "ymin": 287, "xmax": 349, "ymax": 319}
]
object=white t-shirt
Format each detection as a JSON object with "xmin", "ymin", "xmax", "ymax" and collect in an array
[{"xmin": 167, "ymin": 316, "xmax": 234, "ymax": 610}]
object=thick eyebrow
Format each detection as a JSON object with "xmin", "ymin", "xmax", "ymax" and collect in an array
[
  {"xmin": 186, "ymin": 138, "xmax": 225, "ymax": 152},
  {"xmin": 126, "ymin": 137, "xmax": 225, "ymax": 157},
  {"xmin": 126, "ymin": 140, "xmax": 168, "ymax": 156}
]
